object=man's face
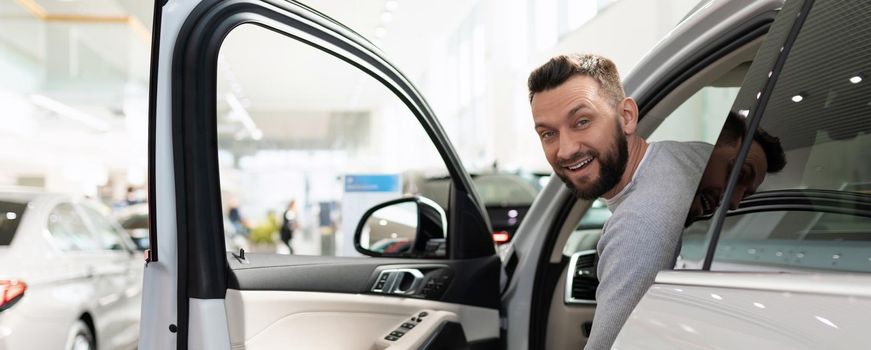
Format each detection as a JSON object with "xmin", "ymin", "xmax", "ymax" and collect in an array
[
  {"xmin": 531, "ymin": 75, "xmax": 628, "ymax": 200},
  {"xmin": 688, "ymin": 139, "xmax": 768, "ymax": 220}
]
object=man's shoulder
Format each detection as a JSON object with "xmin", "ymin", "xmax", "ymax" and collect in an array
[
  {"xmin": 649, "ymin": 140, "xmax": 712, "ymax": 168},
  {"xmin": 653, "ymin": 140, "xmax": 713, "ymax": 155}
]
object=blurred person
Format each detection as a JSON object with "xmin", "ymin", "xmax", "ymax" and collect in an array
[
  {"xmin": 528, "ymin": 53, "xmax": 712, "ymax": 349},
  {"xmin": 280, "ymin": 200, "xmax": 299, "ymax": 254},
  {"xmin": 686, "ymin": 111, "xmax": 787, "ymax": 224},
  {"xmin": 227, "ymin": 198, "xmax": 250, "ymax": 237},
  {"xmin": 124, "ymin": 186, "xmax": 145, "ymax": 206}
]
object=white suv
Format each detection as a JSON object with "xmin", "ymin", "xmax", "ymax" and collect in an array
[{"xmin": 140, "ymin": 0, "xmax": 871, "ymax": 349}]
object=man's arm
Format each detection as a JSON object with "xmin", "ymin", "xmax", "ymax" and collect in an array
[{"xmin": 585, "ymin": 209, "xmax": 686, "ymax": 350}]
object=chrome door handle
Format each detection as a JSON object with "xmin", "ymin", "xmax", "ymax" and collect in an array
[{"xmin": 372, "ymin": 269, "xmax": 424, "ymax": 295}]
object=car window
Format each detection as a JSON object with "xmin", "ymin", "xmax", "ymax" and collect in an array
[
  {"xmin": 681, "ymin": 0, "xmax": 871, "ymax": 273},
  {"xmin": 647, "ymin": 86, "xmax": 740, "ymax": 143},
  {"xmin": 48, "ymin": 203, "xmax": 100, "ymax": 251},
  {"xmin": 0, "ymin": 201, "xmax": 27, "ymax": 246},
  {"xmin": 81, "ymin": 206, "xmax": 127, "ymax": 251},
  {"xmin": 216, "ymin": 24, "xmax": 450, "ymax": 257}
]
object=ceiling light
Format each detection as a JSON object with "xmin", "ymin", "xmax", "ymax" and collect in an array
[
  {"xmin": 374, "ymin": 27, "xmax": 387, "ymax": 38},
  {"xmin": 381, "ymin": 12, "xmax": 393, "ymax": 23},
  {"xmin": 850, "ymin": 75, "xmax": 863, "ymax": 84},
  {"xmin": 385, "ymin": 0, "xmax": 398, "ymax": 11},
  {"xmin": 753, "ymin": 302, "xmax": 766, "ymax": 309},
  {"xmin": 29, "ymin": 94, "xmax": 110, "ymax": 132},
  {"xmin": 791, "ymin": 94, "xmax": 804, "ymax": 103},
  {"xmin": 5, "ymin": 212, "xmax": 16, "ymax": 220}
]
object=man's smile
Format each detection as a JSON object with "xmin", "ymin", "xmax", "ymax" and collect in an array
[{"xmin": 563, "ymin": 156, "xmax": 595, "ymax": 172}]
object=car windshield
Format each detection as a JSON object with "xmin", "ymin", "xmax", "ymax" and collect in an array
[{"xmin": 0, "ymin": 201, "xmax": 27, "ymax": 245}]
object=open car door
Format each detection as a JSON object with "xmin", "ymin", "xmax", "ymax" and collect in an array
[{"xmin": 141, "ymin": 1, "xmax": 502, "ymax": 349}]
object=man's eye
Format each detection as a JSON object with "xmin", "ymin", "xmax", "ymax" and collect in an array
[
  {"xmin": 576, "ymin": 119, "xmax": 590, "ymax": 127},
  {"xmin": 540, "ymin": 131, "xmax": 555, "ymax": 139}
]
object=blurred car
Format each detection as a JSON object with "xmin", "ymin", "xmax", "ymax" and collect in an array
[
  {"xmin": 0, "ymin": 189, "xmax": 142, "ymax": 350},
  {"xmin": 116, "ymin": 203, "xmax": 149, "ymax": 251},
  {"xmin": 418, "ymin": 173, "xmax": 547, "ymax": 244}
]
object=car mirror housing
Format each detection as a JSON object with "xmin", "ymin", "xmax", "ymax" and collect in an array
[{"xmin": 354, "ymin": 196, "xmax": 447, "ymax": 258}]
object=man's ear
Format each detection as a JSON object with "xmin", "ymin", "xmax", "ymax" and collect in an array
[{"xmin": 617, "ymin": 97, "xmax": 639, "ymax": 135}]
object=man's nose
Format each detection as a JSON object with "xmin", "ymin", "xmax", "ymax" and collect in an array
[{"xmin": 556, "ymin": 135, "xmax": 580, "ymax": 161}]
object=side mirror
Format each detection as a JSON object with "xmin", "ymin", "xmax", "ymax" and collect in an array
[{"xmin": 354, "ymin": 196, "xmax": 447, "ymax": 258}]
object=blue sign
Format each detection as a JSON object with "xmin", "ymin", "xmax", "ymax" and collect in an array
[{"xmin": 344, "ymin": 174, "xmax": 400, "ymax": 193}]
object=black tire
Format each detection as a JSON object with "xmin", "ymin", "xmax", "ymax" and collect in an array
[{"xmin": 66, "ymin": 320, "xmax": 95, "ymax": 350}]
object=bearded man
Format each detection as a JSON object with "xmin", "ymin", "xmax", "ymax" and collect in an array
[{"xmin": 528, "ymin": 54, "xmax": 711, "ymax": 349}]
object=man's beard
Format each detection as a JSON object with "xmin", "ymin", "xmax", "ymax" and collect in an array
[{"xmin": 557, "ymin": 122, "xmax": 629, "ymax": 200}]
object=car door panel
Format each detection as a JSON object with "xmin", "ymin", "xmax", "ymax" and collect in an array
[
  {"xmin": 615, "ymin": 272, "xmax": 871, "ymax": 349},
  {"xmin": 224, "ymin": 253, "xmax": 501, "ymax": 349},
  {"xmin": 226, "ymin": 254, "xmax": 500, "ymax": 308},
  {"xmin": 225, "ymin": 289, "xmax": 498, "ymax": 350}
]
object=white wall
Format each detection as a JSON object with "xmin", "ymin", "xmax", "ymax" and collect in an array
[{"xmin": 395, "ymin": 0, "xmax": 701, "ymax": 173}]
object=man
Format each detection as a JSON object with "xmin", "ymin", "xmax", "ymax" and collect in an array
[
  {"xmin": 528, "ymin": 54, "xmax": 712, "ymax": 349},
  {"xmin": 687, "ymin": 111, "xmax": 787, "ymax": 223}
]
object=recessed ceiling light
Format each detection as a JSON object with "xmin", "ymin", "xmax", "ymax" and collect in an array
[
  {"xmin": 850, "ymin": 75, "xmax": 863, "ymax": 84},
  {"xmin": 385, "ymin": 0, "xmax": 399, "ymax": 11},
  {"xmin": 381, "ymin": 12, "xmax": 393, "ymax": 23},
  {"xmin": 791, "ymin": 94, "xmax": 804, "ymax": 103}
]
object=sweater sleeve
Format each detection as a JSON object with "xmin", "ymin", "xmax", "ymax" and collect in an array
[{"xmin": 584, "ymin": 203, "xmax": 688, "ymax": 349}]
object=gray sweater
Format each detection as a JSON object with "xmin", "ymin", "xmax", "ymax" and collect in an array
[{"xmin": 585, "ymin": 141, "xmax": 712, "ymax": 350}]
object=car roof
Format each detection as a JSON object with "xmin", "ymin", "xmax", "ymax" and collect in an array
[{"xmin": 0, "ymin": 188, "xmax": 65, "ymax": 203}]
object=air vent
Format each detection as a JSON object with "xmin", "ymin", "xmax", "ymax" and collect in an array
[{"xmin": 565, "ymin": 250, "xmax": 598, "ymax": 304}]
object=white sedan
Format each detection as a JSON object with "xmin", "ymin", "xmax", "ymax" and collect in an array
[{"xmin": 0, "ymin": 189, "xmax": 142, "ymax": 350}]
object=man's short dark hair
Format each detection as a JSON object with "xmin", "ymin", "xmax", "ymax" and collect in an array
[
  {"xmin": 527, "ymin": 53, "xmax": 625, "ymax": 105},
  {"xmin": 720, "ymin": 111, "xmax": 786, "ymax": 173},
  {"xmin": 755, "ymin": 129, "xmax": 786, "ymax": 173}
]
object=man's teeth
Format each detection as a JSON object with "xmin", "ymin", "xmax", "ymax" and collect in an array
[{"xmin": 568, "ymin": 157, "xmax": 593, "ymax": 170}]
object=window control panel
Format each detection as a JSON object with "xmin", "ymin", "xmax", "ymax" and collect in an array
[
  {"xmin": 374, "ymin": 310, "xmax": 460, "ymax": 349},
  {"xmin": 383, "ymin": 311, "xmax": 430, "ymax": 342}
]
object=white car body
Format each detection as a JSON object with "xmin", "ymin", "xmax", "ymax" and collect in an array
[{"xmin": 0, "ymin": 190, "xmax": 142, "ymax": 350}]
